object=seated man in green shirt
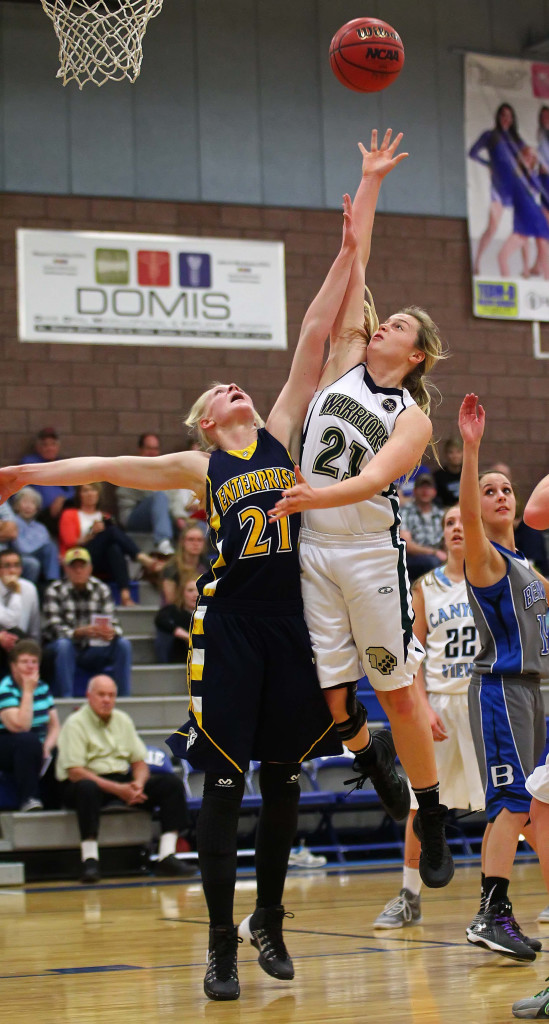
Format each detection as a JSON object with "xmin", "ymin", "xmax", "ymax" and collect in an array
[
  {"xmin": 0, "ymin": 638, "xmax": 59, "ymax": 811},
  {"xmin": 56, "ymin": 674, "xmax": 196, "ymax": 883}
]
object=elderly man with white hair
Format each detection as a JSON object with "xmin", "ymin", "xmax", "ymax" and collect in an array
[
  {"xmin": 12, "ymin": 487, "xmax": 60, "ymax": 586},
  {"xmin": 56, "ymin": 674, "xmax": 196, "ymax": 883}
]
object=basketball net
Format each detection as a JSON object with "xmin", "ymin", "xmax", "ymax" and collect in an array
[{"xmin": 39, "ymin": 0, "xmax": 164, "ymax": 88}]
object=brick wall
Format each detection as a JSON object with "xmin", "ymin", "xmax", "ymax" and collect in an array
[{"xmin": 1, "ymin": 193, "xmax": 547, "ymax": 500}]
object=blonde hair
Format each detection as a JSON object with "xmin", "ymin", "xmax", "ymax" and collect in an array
[
  {"xmin": 184, "ymin": 382, "xmax": 264, "ymax": 450},
  {"xmin": 398, "ymin": 306, "xmax": 446, "ymax": 418},
  {"xmin": 352, "ymin": 293, "xmax": 446, "ymax": 464}
]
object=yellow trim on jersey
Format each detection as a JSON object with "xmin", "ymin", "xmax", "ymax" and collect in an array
[
  {"xmin": 298, "ymin": 721, "xmax": 337, "ymax": 762},
  {"xmin": 192, "ymin": 605, "xmax": 206, "ymax": 636},
  {"xmin": 210, "ymin": 511, "xmax": 221, "ymax": 533},
  {"xmin": 226, "ymin": 439, "xmax": 258, "ymax": 461}
]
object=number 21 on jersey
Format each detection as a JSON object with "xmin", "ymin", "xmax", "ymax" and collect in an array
[{"xmin": 238, "ymin": 507, "xmax": 292, "ymax": 558}]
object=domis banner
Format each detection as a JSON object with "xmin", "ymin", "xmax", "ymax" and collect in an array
[
  {"xmin": 16, "ymin": 229, "xmax": 287, "ymax": 349},
  {"xmin": 466, "ymin": 52, "xmax": 549, "ymax": 321}
]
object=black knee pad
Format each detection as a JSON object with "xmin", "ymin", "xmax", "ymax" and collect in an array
[
  {"xmin": 259, "ymin": 762, "xmax": 301, "ymax": 803},
  {"xmin": 333, "ymin": 682, "xmax": 367, "ymax": 742},
  {"xmin": 197, "ymin": 771, "xmax": 246, "ymax": 856}
]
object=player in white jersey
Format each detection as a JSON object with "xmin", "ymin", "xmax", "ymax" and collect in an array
[
  {"xmin": 270, "ymin": 131, "xmax": 453, "ymax": 888},
  {"xmin": 373, "ymin": 505, "xmax": 484, "ymax": 928}
]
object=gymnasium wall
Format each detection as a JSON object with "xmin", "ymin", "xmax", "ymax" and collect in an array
[
  {"xmin": 0, "ymin": 0, "xmax": 549, "ymax": 494},
  {"xmin": 1, "ymin": 191, "xmax": 548, "ymax": 499},
  {"xmin": 1, "ymin": 0, "xmax": 549, "ymax": 216}
]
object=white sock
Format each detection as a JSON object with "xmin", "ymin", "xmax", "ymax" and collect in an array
[
  {"xmin": 158, "ymin": 832, "xmax": 177, "ymax": 861},
  {"xmin": 81, "ymin": 840, "xmax": 99, "ymax": 862},
  {"xmin": 403, "ymin": 866, "xmax": 422, "ymax": 896}
]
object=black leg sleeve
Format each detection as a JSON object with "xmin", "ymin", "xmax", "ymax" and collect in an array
[
  {"xmin": 196, "ymin": 771, "xmax": 246, "ymax": 928},
  {"xmin": 255, "ymin": 762, "xmax": 301, "ymax": 909}
]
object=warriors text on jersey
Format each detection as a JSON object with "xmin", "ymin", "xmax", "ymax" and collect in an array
[
  {"xmin": 419, "ymin": 567, "xmax": 479, "ymax": 695},
  {"xmin": 300, "ymin": 364, "xmax": 416, "ymax": 535},
  {"xmin": 466, "ymin": 542, "xmax": 549, "ymax": 679},
  {"xmin": 199, "ymin": 428, "xmax": 301, "ymax": 613}
]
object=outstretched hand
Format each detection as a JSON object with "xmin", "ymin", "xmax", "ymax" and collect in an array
[
  {"xmin": 268, "ymin": 466, "xmax": 317, "ymax": 522},
  {"xmin": 358, "ymin": 128, "xmax": 408, "ymax": 180},
  {"xmin": 458, "ymin": 393, "xmax": 485, "ymax": 446}
]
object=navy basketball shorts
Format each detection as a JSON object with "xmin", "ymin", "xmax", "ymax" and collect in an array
[
  {"xmin": 167, "ymin": 606, "xmax": 342, "ymax": 774},
  {"xmin": 468, "ymin": 674, "xmax": 546, "ymax": 817}
]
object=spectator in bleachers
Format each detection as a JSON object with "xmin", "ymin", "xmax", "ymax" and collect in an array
[
  {"xmin": 55, "ymin": 673, "xmax": 196, "ymax": 883},
  {"xmin": 116, "ymin": 434, "xmax": 175, "ymax": 556},
  {"xmin": 0, "ymin": 550, "xmax": 40, "ymax": 677},
  {"xmin": 58, "ymin": 483, "xmax": 160, "ymax": 607},
  {"xmin": 0, "ymin": 639, "xmax": 59, "ymax": 812},
  {"xmin": 400, "ymin": 472, "xmax": 445, "ymax": 581},
  {"xmin": 434, "ymin": 437, "xmax": 463, "ymax": 507},
  {"xmin": 42, "ymin": 548, "xmax": 132, "ymax": 698},
  {"xmin": 160, "ymin": 524, "xmax": 209, "ymax": 605},
  {"xmin": 155, "ymin": 574, "xmax": 198, "ymax": 664},
  {"xmin": 21, "ymin": 428, "xmax": 75, "ymax": 536},
  {"xmin": 12, "ymin": 487, "xmax": 60, "ymax": 589}
]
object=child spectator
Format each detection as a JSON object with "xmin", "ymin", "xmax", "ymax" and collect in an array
[{"xmin": 0, "ymin": 639, "xmax": 59, "ymax": 812}]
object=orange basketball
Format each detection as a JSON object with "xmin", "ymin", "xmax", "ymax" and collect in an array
[{"xmin": 329, "ymin": 17, "xmax": 404, "ymax": 93}]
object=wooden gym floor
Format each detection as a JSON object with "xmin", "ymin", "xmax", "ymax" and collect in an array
[{"xmin": 0, "ymin": 859, "xmax": 547, "ymax": 1024}]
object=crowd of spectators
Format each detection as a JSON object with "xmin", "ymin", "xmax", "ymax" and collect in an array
[{"xmin": 0, "ymin": 426, "xmax": 205, "ymax": 879}]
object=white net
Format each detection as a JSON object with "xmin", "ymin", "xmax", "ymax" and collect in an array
[{"xmin": 40, "ymin": 0, "xmax": 164, "ymax": 89}]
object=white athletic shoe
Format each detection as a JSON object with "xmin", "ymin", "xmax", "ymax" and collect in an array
[{"xmin": 537, "ymin": 905, "xmax": 549, "ymax": 923}]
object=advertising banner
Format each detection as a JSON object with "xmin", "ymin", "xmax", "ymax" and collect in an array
[
  {"xmin": 17, "ymin": 229, "xmax": 287, "ymax": 349},
  {"xmin": 466, "ymin": 52, "xmax": 549, "ymax": 320}
]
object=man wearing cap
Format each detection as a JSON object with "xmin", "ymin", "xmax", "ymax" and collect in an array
[
  {"xmin": 21, "ymin": 428, "xmax": 75, "ymax": 535},
  {"xmin": 42, "ymin": 548, "xmax": 132, "ymax": 698},
  {"xmin": 400, "ymin": 472, "xmax": 445, "ymax": 582}
]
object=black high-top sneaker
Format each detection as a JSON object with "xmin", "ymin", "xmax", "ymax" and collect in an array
[
  {"xmin": 239, "ymin": 904, "xmax": 295, "ymax": 980},
  {"xmin": 204, "ymin": 925, "xmax": 241, "ymax": 1001}
]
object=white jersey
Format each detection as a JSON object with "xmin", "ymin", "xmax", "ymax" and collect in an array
[
  {"xmin": 420, "ymin": 567, "xmax": 479, "ymax": 695},
  {"xmin": 301, "ymin": 364, "xmax": 416, "ymax": 535}
]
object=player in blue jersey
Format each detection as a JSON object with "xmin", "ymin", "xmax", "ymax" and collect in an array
[{"xmin": 458, "ymin": 393, "xmax": 549, "ymax": 964}]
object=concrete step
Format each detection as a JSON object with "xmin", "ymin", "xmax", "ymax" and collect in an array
[
  {"xmin": 56, "ymin": 694, "xmax": 189, "ymax": 729},
  {"xmin": 139, "ymin": 728, "xmax": 183, "ymax": 755},
  {"xmin": 0, "ymin": 809, "xmax": 153, "ymax": 851},
  {"xmin": 131, "ymin": 664, "xmax": 187, "ymax": 692},
  {"xmin": 117, "ymin": 605, "xmax": 159, "ymax": 635},
  {"xmin": 126, "ymin": 635, "xmax": 156, "ymax": 664},
  {"xmin": 131, "ymin": 663, "xmax": 187, "ymax": 695}
]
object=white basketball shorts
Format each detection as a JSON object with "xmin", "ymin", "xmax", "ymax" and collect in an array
[
  {"xmin": 299, "ymin": 527, "xmax": 425, "ymax": 692},
  {"xmin": 409, "ymin": 692, "xmax": 485, "ymax": 811},
  {"xmin": 526, "ymin": 754, "xmax": 549, "ymax": 805}
]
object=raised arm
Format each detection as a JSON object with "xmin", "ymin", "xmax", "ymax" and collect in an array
[
  {"xmin": 266, "ymin": 193, "xmax": 357, "ymax": 456},
  {"xmin": 524, "ymin": 474, "xmax": 549, "ymax": 530},
  {"xmin": 268, "ymin": 403, "xmax": 431, "ymax": 521},
  {"xmin": 458, "ymin": 394, "xmax": 505, "ymax": 587},
  {"xmin": 0, "ymin": 450, "xmax": 209, "ymax": 506},
  {"xmin": 328, "ymin": 129, "xmax": 408, "ymax": 351}
]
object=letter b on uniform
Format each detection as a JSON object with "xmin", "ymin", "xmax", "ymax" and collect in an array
[{"xmin": 491, "ymin": 763, "xmax": 514, "ymax": 787}]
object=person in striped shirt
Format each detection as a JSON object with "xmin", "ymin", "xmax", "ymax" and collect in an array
[{"xmin": 0, "ymin": 639, "xmax": 59, "ymax": 811}]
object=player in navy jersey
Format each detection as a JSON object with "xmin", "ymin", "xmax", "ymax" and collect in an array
[
  {"xmin": 269, "ymin": 131, "xmax": 453, "ymax": 890},
  {"xmin": 459, "ymin": 393, "xmax": 549, "ymax": 963},
  {"xmin": 0, "ymin": 172, "xmax": 407, "ymax": 1000}
]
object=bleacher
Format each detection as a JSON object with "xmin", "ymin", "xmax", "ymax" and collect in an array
[{"xmin": 0, "ymin": 555, "xmax": 547, "ymax": 878}]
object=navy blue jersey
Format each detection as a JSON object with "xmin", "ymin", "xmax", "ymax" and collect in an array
[
  {"xmin": 466, "ymin": 542, "xmax": 549, "ymax": 679},
  {"xmin": 199, "ymin": 429, "xmax": 302, "ymax": 613}
]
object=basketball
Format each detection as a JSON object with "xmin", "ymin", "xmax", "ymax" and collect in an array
[{"xmin": 329, "ymin": 17, "xmax": 404, "ymax": 93}]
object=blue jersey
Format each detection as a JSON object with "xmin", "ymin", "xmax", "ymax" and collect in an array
[
  {"xmin": 466, "ymin": 542, "xmax": 549, "ymax": 680},
  {"xmin": 199, "ymin": 428, "xmax": 301, "ymax": 614}
]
